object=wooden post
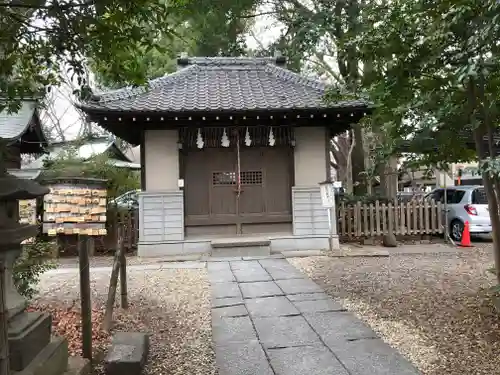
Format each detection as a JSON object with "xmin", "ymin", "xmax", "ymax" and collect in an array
[
  {"xmin": 119, "ymin": 226, "xmax": 128, "ymax": 308},
  {"xmin": 78, "ymin": 235, "xmax": 92, "ymax": 360},
  {"xmin": 102, "ymin": 226, "xmax": 122, "ymax": 331},
  {"xmin": 88, "ymin": 236, "xmax": 95, "ymax": 257}
]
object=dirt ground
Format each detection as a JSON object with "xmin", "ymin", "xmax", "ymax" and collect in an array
[
  {"xmin": 290, "ymin": 244, "xmax": 500, "ymax": 375},
  {"xmin": 35, "ymin": 263, "xmax": 216, "ymax": 375}
]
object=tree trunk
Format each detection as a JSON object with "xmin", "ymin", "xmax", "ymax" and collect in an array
[
  {"xmin": 474, "ymin": 132, "xmax": 500, "ymax": 283},
  {"xmin": 470, "ymin": 75, "xmax": 500, "ymax": 284},
  {"xmin": 345, "ymin": 130, "xmax": 356, "ymax": 195},
  {"xmin": 331, "ymin": 136, "xmax": 349, "ymax": 186},
  {"xmin": 378, "ymin": 156, "xmax": 398, "ymax": 247},
  {"xmin": 351, "ymin": 123, "xmax": 366, "ymax": 196}
]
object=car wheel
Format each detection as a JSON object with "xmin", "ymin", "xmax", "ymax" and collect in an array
[{"xmin": 450, "ymin": 220, "xmax": 464, "ymax": 242}]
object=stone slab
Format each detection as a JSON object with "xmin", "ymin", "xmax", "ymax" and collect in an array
[
  {"xmin": 229, "ymin": 260, "xmax": 264, "ymax": 270},
  {"xmin": 267, "ymin": 345, "xmax": 349, "ymax": 375},
  {"xmin": 63, "ymin": 356, "xmax": 91, "ymax": 375},
  {"xmin": 232, "ymin": 269, "xmax": 272, "ymax": 283},
  {"xmin": 258, "ymin": 259, "xmax": 299, "ymax": 271},
  {"xmin": 9, "ymin": 311, "xmax": 52, "ymax": 371},
  {"xmin": 334, "ymin": 338, "xmax": 420, "ymax": 375},
  {"xmin": 215, "ymin": 340, "xmax": 273, "ymax": 375},
  {"xmin": 212, "ymin": 305, "xmax": 248, "ymax": 318},
  {"xmin": 258, "ymin": 259, "xmax": 305, "ymax": 280},
  {"xmin": 242, "ymin": 254, "xmax": 284, "ymax": 260},
  {"xmin": 203, "ymin": 256, "xmax": 243, "ymax": 262},
  {"xmin": 207, "ymin": 261, "xmax": 231, "ymax": 271},
  {"xmin": 211, "ymin": 282, "xmax": 241, "ymax": 299},
  {"xmin": 266, "ymin": 268, "xmax": 305, "ymax": 280},
  {"xmin": 208, "ymin": 270, "xmax": 236, "ymax": 283},
  {"xmin": 304, "ymin": 312, "xmax": 378, "ymax": 348},
  {"xmin": 245, "ymin": 296, "xmax": 299, "ymax": 317},
  {"xmin": 275, "ymin": 278, "xmax": 323, "ymax": 295},
  {"xmin": 212, "ymin": 297, "xmax": 244, "ymax": 308},
  {"xmin": 104, "ymin": 332, "xmax": 149, "ymax": 375},
  {"xmin": 293, "ymin": 299, "xmax": 345, "ymax": 314},
  {"xmin": 240, "ymin": 281, "xmax": 284, "ymax": 299},
  {"xmin": 253, "ymin": 316, "xmax": 321, "ymax": 349},
  {"xmin": 212, "ymin": 316, "xmax": 257, "ymax": 344},
  {"xmin": 286, "ymin": 293, "xmax": 330, "ymax": 302}
]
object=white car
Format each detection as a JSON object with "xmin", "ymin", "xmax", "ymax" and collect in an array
[
  {"xmin": 425, "ymin": 186, "xmax": 491, "ymax": 241},
  {"xmin": 108, "ymin": 189, "xmax": 140, "ymax": 210}
]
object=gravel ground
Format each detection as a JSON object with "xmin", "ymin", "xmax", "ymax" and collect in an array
[
  {"xmin": 289, "ymin": 246, "xmax": 500, "ymax": 375},
  {"xmin": 35, "ymin": 264, "xmax": 216, "ymax": 375}
]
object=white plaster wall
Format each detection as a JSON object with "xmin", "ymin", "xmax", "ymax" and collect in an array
[
  {"xmin": 144, "ymin": 129, "xmax": 179, "ymax": 191},
  {"xmin": 294, "ymin": 127, "xmax": 328, "ymax": 186}
]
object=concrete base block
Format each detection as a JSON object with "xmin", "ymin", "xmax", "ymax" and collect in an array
[
  {"xmin": 138, "ymin": 235, "xmax": 339, "ymax": 259},
  {"xmin": 138, "ymin": 241, "xmax": 210, "ymax": 258},
  {"xmin": 104, "ymin": 332, "xmax": 149, "ymax": 375},
  {"xmin": 14, "ymin": 336, "xmax": 68, "ymax": 375},
  {"xmin": 9, "ymin": 311, "xmax": 52, "ymax": 371}
]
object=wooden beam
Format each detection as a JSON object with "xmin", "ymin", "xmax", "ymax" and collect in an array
[{"xmin": 140, "ymin": 131, "xmax": 146, "ymax": 190}]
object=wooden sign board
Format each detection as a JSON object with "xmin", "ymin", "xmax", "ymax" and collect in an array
[{"xmin": 42, "ymin": 179, "xmax": 107, "ymax": 236}]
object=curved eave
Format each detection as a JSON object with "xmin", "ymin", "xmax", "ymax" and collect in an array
[
  {"xmin": 77, "ymin": 102, "xmax": 373, "ymax": 116},
  {"xmin": 79, "ymin": 105, "xmax": 373, "ymax": 145}
]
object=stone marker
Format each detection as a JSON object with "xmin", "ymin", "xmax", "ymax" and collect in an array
[{"xmin": 104, "ymin": 332, "xmax": 149, "ymax": 375}]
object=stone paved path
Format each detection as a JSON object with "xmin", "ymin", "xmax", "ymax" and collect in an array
[{"xmin": 208, "ymin": 257, "xmax": 420, "ymax": 375}]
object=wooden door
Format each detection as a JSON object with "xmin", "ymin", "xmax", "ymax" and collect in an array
[
  {"xmin": 238, "ymin": 147, "xmax": 292, "ymax": 223},
  {"xmin": 184, "ymin": 146, "xmax": 292, "ymax": 232}
]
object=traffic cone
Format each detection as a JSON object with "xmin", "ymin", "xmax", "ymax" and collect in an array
[{"xmin": 459, "ymin": 221, "xmax": 472, "ymax": 247}]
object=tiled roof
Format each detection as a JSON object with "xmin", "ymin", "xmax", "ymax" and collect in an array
[
  {"xmin": 0, "ymin": 101, "xmax": 37, "ymax": 141},
  {"xmin": 80, "ymin": 57, "xmax": 368, "ymax": 113}
]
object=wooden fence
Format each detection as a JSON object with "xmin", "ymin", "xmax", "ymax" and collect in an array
[{"xmin": 337, "ymin": 200, "xmax": 443, "ymax": 238}]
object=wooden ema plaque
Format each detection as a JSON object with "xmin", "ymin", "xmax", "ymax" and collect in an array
[
  {"xmin": 42, "ymin": 180, "xmax": 107, "ymax": 236},
  {"xmin": 19, "ymin": 199, "xmax": 37, "ymax": 244}
]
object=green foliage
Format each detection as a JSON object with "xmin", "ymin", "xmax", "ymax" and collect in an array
[
  {"xmin": 1, "ymin": 0, "xmax": 188, "ymax": 112},
  {"xmin": 14, "ymin": 240, "xmax": 57, "ymax": 300},
  {"xmin": 356, "ymin": 0, "xmax": 500, "ymax": 167},
  {"xmin": 91, "ymin": 0, "xmax": 258, "ymax": 87},
  {"xmin": 42, "ymin": 146, "xmax": 140, "ymax": 199}
]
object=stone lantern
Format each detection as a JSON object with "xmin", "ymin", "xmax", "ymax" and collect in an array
[{"xmin": 0, "ymin": 156, "xmax": 80, "ymax": 374}]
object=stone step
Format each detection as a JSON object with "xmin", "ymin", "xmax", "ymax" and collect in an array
[{"xmin": 210, "ymin": 238, "xmax": 271, "ymax": 257}]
